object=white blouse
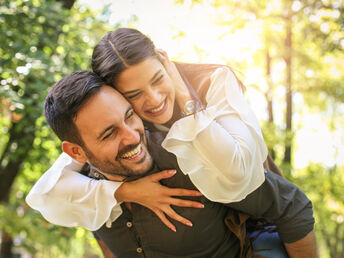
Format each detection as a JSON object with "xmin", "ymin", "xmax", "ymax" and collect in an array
[
  {"xmin": 162, "ymin": 67, "xmax": 267, "ymax": 202},
  {"xmin": 26, "ymin": 153, "xmax": 123, "ymax": 230},
  {"xmin": 26, "ymin": 67, "xmax": 267, "ymax": 231}
]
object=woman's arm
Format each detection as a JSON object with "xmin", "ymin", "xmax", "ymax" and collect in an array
[
  {"xmin": 26, "ymin": 153, "xmax": 204, "ymax": 231},
  {"xmin": 25, "ymin": 153, "xmax": 121, "ymax": 231}
]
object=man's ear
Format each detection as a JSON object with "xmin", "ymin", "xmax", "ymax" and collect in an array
[{"xmin": 62, "ymin": 141, "xmax": 87, "ymax": 164}]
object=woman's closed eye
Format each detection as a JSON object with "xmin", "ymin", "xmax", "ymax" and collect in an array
[
  {"xmin": 127, "ymin": 91, "xmax": 142, "ymax": 99},
  {"xmin": 152, "ymin": 74, "xmax": 164, "ymax": 85}
]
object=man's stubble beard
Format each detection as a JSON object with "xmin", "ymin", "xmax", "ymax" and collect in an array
[{"xmin": 83, "ymin": 133, "xmax": 153, "ymax": 178}]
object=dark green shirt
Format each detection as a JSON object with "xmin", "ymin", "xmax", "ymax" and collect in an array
[{"xmin": 93, "ymin": 129, "xmax": 314, "ymax": 257}]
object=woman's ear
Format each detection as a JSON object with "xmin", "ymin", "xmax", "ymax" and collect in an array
[{"xmin": 62, "ymin": 141, "xmax": 87, "ymax": 164}]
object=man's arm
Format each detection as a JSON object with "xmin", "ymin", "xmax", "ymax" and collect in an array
[
  {"xmin": 227, "ymin": 170, "xmax": 316, "ymax": 257},
  {"xmin": 284, "ymin": 231, "xmax": 317, "ymax": 258}
]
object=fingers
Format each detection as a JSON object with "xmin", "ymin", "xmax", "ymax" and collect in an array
[
  {"xmin": 167, "ymin": 198, "xmax": 204, "ymax": 209},
  {"xmin": 156, "ymin": 48, "xmax": 168, "ymax": 58},
  {"xmin": 148, "ymin": 170, "xmax": 176, "ymax": 182},
  {"xmin": 154, "ymin": 210, "xmax": 176, "ymax": 232},
  {"xmin": 165, "ymin": 207, "xmax": 193, "ymax": 227},
  {"xmin": 156, "ymin": 49, "xmax": 174, "ymax": 71},
  {"xmin": 168, "ymin": 188, "xmax": 203, "ymax": 197}
]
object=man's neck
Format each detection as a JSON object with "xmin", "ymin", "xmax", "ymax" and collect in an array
[{"xmin": 100, "ymin": 172, "xmax": 126, "ymax": 182}]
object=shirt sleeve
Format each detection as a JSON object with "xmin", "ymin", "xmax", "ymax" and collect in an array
[
  {"xmin": 162, "ymin": 67, "xmax": 268, "ymax": 202},
  {"xmin": 25, "ymin": 152, "xmax": 123, "ymax": 231},
  {"xmin": 227, "ymin": 171, "xmax": 315, "ymax": 243}
]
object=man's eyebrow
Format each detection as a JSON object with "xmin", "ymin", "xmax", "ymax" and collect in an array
[
  {"xmin": 97, "ymin": 125, "xmax": 113, "ymax": 140},
  {"xmin": 122, "ymin": 69, "xmax": 162, "ymax": 95}
]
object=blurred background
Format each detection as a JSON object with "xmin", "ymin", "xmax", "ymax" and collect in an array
[{"xmin": 0, "ymin": 0, "xmax": 343, "ymax": 257}]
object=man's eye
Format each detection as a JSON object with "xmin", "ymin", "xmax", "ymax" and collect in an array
[
  {"xmin": 102, "ymin": 133, "xmax": 111, "ymax": 140},
  {"xmin": 127, "ymin": 110, "xmax": 134, "ymax": 119},
  {"xmin": 103, "ymin": 131, "xmax": 114, "ymax": 140}
]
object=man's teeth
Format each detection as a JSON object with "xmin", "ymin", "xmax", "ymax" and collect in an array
[
  {"xmin": 120, "ymin": 144, "xmax": 142, "ymax": 159},
  {"xmin": 149, "ymin": 101, "xmax": 164, "ymax": 113}
]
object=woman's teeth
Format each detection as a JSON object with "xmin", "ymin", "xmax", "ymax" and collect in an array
[
  {"xmin": 149, "ymin": 100, "xmax": 165, "ymax": 113},
  {"xmin": 120, "ymin": 144, "xmax": 142, "ymax": 159}
]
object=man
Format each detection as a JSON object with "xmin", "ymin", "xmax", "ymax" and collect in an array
[{"xmin": 39, "ymin": 70, "xmax": 316, "ymax": 257}]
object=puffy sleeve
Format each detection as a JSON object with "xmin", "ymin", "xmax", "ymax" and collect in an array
[
  {"xmin": 25, "ymin": 152, "xmax": 123, "ymax": 231},
  {"xmin": 162, "ymin": 67, "xmax": 268, "ymax": 202}
]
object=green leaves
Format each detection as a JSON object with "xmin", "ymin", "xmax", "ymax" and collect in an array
[{"xmin": 0, "ymin": 0, "xmax": 109, "ymax": 256}]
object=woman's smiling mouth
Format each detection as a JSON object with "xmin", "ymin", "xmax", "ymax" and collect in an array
[{"xmin": 145, "ymin": 98, "xmax": 168, "ymax": 116}]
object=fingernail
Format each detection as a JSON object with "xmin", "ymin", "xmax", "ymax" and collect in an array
[
  {"xmin": 197, "ymin": 204, "xmax": 204, "ymax": 208},
  {"xmin": 195, "ymin": 192, "xmax": 203, "ymax": 196},
  {"xmin": 171, "ymin": 227, "xmax": 176, "ymax": 232},
  {"xmin": 168, "ymin": 170, "xmax": 176, "ymax": 175},
  {"xmin": 186, "ymin": 222, "xmax": 193, "ymax": 227}
]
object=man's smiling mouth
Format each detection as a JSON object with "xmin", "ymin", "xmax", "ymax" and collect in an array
[{"xmin": 120, "ymin": 143, "xmax": 142, "ymax": 159}]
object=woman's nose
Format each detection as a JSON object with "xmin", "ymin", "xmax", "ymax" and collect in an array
[{"xmin": 145, "ymin": 88, "xmax": 162, "ymax": 106}]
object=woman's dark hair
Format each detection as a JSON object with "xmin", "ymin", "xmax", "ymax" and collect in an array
[
  {"xmin": 92, "ymin": 28, "xmax": 158, "ymax": 86},
  {"xmin": 92, "ymin": 28, "xmax": 204, "ymax": 117}
]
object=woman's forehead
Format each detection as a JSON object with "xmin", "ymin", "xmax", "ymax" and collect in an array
[{"xmin": 116, "ymin": 57, "xmax": 163, "ymax": 90}]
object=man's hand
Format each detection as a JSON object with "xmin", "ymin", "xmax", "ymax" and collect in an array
[
  {"xmin": 115, "ymin": 170, "xmax": 204, "ymax": 232},
  {"xmin": 284, "ymin": 231, "xmax": 317, "ymax": 258}
]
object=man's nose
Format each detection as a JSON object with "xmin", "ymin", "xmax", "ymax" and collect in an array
[{"xmin": 120, "ymin": 124, "xmax": 140, "ymax": 146}]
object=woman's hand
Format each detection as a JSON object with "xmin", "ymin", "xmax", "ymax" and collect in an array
[
  {"xmin": 115, "ymin": 170, "xmax": 204, "ymax": 232},
  {"xmin": 156, "ymin": 49, "xmax": 193, "ymax": 110}
]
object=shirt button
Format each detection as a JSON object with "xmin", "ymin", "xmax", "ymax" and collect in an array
[
  {"xmin": 136, "ymin": 247, "xmax": 143, "ymax": 253},
  {"xmin": 126, "ymin": 222, "xmax": 132, "ymax": 228}
]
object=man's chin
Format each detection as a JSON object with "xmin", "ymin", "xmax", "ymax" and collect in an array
[
  {"xmin": 118, "ymin": 145, "xmax": 153, "ymax": 173},
  {"xmin": 120, "ymin": 155, "xmax": 153, "ymax": 177}
]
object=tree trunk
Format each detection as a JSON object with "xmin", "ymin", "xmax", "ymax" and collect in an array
[
  {"xmin": 265, "ymin": 49, "xmax": 274, "ymax": 123},
  {"xmin": 265, "ymin": 48, "xmax": 276, "ymax": 159},
  {"xmin": 283, "ymin": 2, "xmax": 293, "ymax": 166},
  {"xmin": 56, "ymin": 0, "xmax": 76, "ymax": 9},
  {"xmin": 0, "ymin": 230, "xmax": 13, "ymax": 258},
  {"xmin": 0, "ymin": 122, "xmax": 35, "ymax": 203},
  {"xmin": 0, "ymin": 0, "xmax": 77, "ymax": 256}
]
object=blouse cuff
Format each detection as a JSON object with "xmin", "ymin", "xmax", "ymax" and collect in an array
[
  {"xmin": 26, "ymin": 153, "xmax": 124, "ymax": 231},
  {"xmin": 163, "ymin": 105, "xmax": 219, "ymax": 142}
]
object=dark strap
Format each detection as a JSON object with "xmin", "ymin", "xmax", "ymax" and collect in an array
[{"xmin": 224, "ymin": 210, "xmax": 252, "ymax": 258}]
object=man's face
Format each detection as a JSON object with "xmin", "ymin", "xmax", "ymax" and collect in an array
[{"xmin": 74, "ymin": 86, "xmax": 153, "ymax": 177}]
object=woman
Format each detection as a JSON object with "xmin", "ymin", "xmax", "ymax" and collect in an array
[{"xmin": 27, "ymin": 28, "xmax": 275, "ymax": 232}]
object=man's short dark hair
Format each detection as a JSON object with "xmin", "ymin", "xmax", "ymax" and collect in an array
[{"xmin": 44, "ymin": 71, "xmax": 105, "ymax": 146}]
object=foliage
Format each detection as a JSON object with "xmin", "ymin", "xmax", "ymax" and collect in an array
[
  {"xmin": 0, "ymin": 0, "xmax": 343, "ymax": 256},
  {"xmin": 0, "ymin": 0, "xmax": 111, "ymax": 256},
  {"xmin": 182, "ymin": 0, "xmax": 344, "ymax": 256},
  {"xmin": 293, "ymin": 164, "xmax": 344, "ymax": 258}
]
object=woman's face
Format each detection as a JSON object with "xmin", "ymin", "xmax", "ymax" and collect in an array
[{"xmin": 115, "ymin": 57, "xmax": 176, "ymax": 124}]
